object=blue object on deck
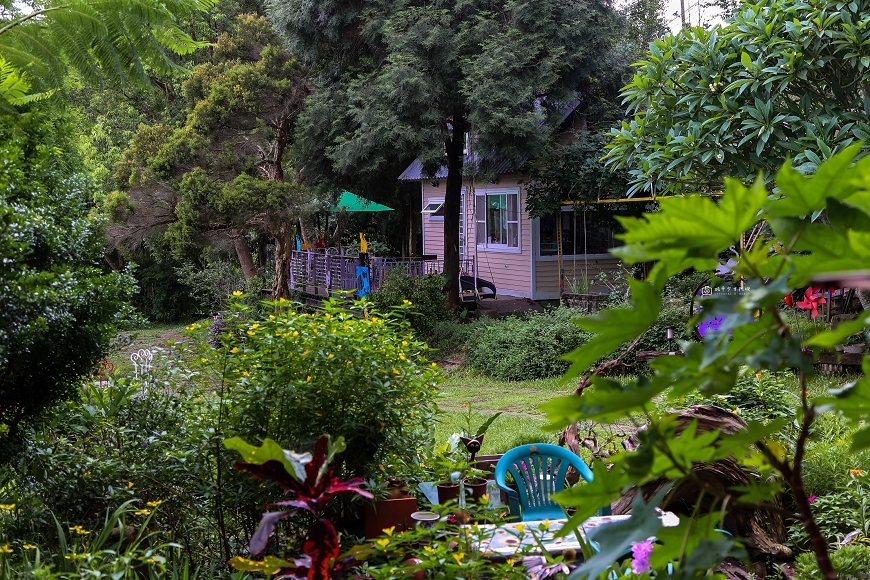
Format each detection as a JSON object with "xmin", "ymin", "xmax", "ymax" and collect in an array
[
  {"xmin": 356, "ymin": 266, "xmax": 370, "ymax": 297},
  {"xmin": 494, "ymin": 443, "xmax": 611, "ymax": 522}
]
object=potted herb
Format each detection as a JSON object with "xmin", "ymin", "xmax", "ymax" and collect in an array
[
  {"xmin": 560, "ymin": 274, "xmax": 608, "ymax": 313},
  {"xmin": 433, "ymin": 446, "xmax": 466, "ymax": 504},
  {"xmin": 458, "ymin": 409, "xmax": 503, "ymax": 502}
]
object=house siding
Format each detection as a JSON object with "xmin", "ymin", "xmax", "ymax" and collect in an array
[{"xmin": 421, "ymin": 184, "xmax": 445, "ymax": 260}]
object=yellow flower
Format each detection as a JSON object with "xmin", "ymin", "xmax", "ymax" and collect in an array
[
  {"xmin": 376, "ymin": 538, "xmax": 390, "ymax": 549},
  {"xmin": 251, "ymin": 323, "xmax": 260, "ymax": 329},
  {"xmin": 399, "ymin": 354, "xmax": 406, "ymax": 361},
  {"xmin": 246, "ymin": 330, "xmax": 255, "ymax": 336},
  {"xmin": 230, "ymin": 347, "xmax": 239, "ymax": 354},
  {"xmin": 269, "ymin": 315, "xmax": 276, "ymax": 320},
  {"xmin": 127, "ymin": 481, "xmax": 134, "ymax": 488},
  {"xmin": 382, "ymin": 526, "xmax": 395, "ymax": 536},
  {"xmin": 243, "ymin": 371, "xmax": 249, "ymax": 377},
  {"xmin": 378, "ymin": 464, "xmax": 386, "ymax": 471},
  {"xmin": 306, "ymin": 376, "xmax": 312, "ymax": 382},
  {"xmin": 69, "ymin": 525, "xmax": 91, "ymax": 535},
  {"xmin": 302, "ymin": 350, "xmax": 309, "ymax": 356},
  {"xmin": 851, "ymin": 469, "xmax": 864, "ymax": 476},
  {"xmin": 200, "ymin": 357, "xmax": 208, "ymax": 363},
  {"xmin": 452, "ymin": 552, "xmax": 464, "ymax": 563},
  {"xmin": 328, "ymin": 353, "xmax": 334, "ymax": 359},
  {"xmin": 232, "ymin": 290, "xmax": 243, "ymax": 297},
  {"xmin": 514, "ymin": 524, "xmax": 525, "ymax": 535},
  {"xmin": 134, "ymin": 509, "xmax": 151, "ymax": 516},
  {"xmin": 292, "ymin": 331, "xmax": 299, "ymax": 337},
  {"xmin": 0, "ymin": 504, "xmax": 15, "ymax": 510},
  {"xmin": 146, "ymin": 500, "xmax": 164, "ymax": 508},
  {"xmin": 0, "ymin": 544, "xmax": 11, "ymax": 554},
  {"xmin": 22, "ymin": 544, "xmax": 36, "ymax": 550},
  {"xmin": 423, "ymin": 545, "xmax": 435, "ymax": 553},
  {"xmin": 392, "ymin": 367, "xmax": 400, "ymax": 375},
  {"xmin": 756, "ymin": 372, "xmax": 763, "ymax": 380}
]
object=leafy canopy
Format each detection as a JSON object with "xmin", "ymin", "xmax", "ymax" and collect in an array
[
  {"xmin": 548, "ymin": 147, "xmax": 870, "ymax": 577},
  {"xmin": 605, "ymin": 0, "xmax": 870, "ymax": 196}
]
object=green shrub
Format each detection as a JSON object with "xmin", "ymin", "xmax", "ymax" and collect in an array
[
  {"xmin": 795, "ymin": 545, "xmax": 870, "ymax": 580},
  {"xmin": 369, "ymin": 270, "xmax": 451, "ymax": 339},
  {"xmin": 802, "ymin": 414, "xmax": 870, "ymax": 498},
  {"xmin": 465, "ymin": 308, "xmax": 592, "ymax": 380},
  {"xmin": 429, "ymin": 318, "xmax": 492, "ymax": 353},
  {"xmin": 679, "ymin": 370, "xmax": 798, "ymax": 425},
  {"xmin": 216, "ymin": 297, "xmax": 440, "ymax": 479}
]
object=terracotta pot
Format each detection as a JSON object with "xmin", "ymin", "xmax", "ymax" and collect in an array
[
  {"xmin": 464, "ymin": 479, "xmax": 488, "ymax": 502},
  {"xmin": 436, "ymin": 483, "xmax": 461, "ymax": 504},
  {"xmin": 363, "ymin": 496, "xmax": 419, "ymax": 539}
]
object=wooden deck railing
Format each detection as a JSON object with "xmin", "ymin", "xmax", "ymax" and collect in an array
[{"xmin": 289, "ymin": 250, "xmax": 474, "ymax": 296}]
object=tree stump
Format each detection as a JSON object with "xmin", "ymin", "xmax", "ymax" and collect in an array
[{"xmin": 614, "ymin": 405, "xmax": 790, "ymax": 574}]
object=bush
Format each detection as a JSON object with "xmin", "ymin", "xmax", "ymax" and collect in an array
[
  {"xmin": 680, "ymin": 370, "xmax": 798, "ymax": 425},
  {"xmin": 429, "ymin": 318, "xmax": 491, "ymax": 353},
  {"xmin": 215, "ymin": 297, "xmax": 441, "ymax": 479},
  {"xmin": 0, "ymin": 110, "xmax": 133, "ymax": 463},
  {"xmin": 465, "ymin": 308, "xmax": 592, "ymax": 380},
  {"xmin": 369, "ymin": 270, "xmax": 451, "ymax": 339},
  {"xmin": 802, "ymin": 415, "xmax": 870, "ymax": 498},
  {"xmin": 795, "ymin": 545, "xmax": 870, "ymax": 580}
]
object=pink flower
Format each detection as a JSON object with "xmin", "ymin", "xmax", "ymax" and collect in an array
[
  {"xmin": 796, "ymin": 287, "xmax": 826, "ymax": 319},
  {"xmin": 631, "ymin": 540, "xmax": 653, "ymax": 574},
  {"xmin": 807, "ymin": 495, "xmax": 817, "ymax": 503}
]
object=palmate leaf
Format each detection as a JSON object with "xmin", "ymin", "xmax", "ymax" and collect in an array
[{"xmin": 613, "ymin": 177, "xmax": 767, "ymax": 277}]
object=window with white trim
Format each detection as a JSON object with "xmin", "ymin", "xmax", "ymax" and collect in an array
[{"xmin": 475, "ymin": 189, "xmax": 520, "ymax": 249}]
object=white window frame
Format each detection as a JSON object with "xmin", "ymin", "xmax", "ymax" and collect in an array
[
  {"xmin": 475, "ymin": 188, "xmax": 521, "ymax": 253},
  {"xmin": 424, "ymin": 197, "xmax": 445, "ymax": 221},
  {"xmin": 534, "ymin": 205, "xmax": 615, "ymax": 261}
]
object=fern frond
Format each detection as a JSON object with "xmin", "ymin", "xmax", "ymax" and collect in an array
[{"xmin": 0, "ymin": 0, "xmax": 216, "ymax": 90}]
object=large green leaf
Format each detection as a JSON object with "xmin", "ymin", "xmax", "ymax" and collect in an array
[
  {"xmin": 560, "ymin": 275, "xmax": 664, "ymax": 379},
  {"xmin": 224, "ymin": 437, "xmax": 310, "ymax": 482}
]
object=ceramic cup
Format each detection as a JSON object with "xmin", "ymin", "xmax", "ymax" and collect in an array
[{"xmin": 410, "ymin": 511, "xmax": 440, "ymax": 529}]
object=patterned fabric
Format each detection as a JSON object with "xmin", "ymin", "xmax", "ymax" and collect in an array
[{"xmin": 474, "ymin": 516, "xmax": 631, "ymax": 559}]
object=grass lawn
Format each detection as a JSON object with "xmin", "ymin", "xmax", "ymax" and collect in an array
[{"xmin": 433, "ymin": 369, "xmax": 575, "ymax": 454}]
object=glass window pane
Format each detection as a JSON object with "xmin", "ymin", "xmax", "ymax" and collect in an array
[
  {"xmin": 508, "ymin": 223, "xmax": 518, "ymax": 247},
  {"xmin": 539, "ymin": 214, "xmax": 558, "ymax": 256}
]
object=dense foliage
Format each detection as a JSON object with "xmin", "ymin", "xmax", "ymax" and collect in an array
[
  {"xmin": 209, "ymin": 297, "xmax": 440, "ymax": 479},
  {"xmin": 368, "ymin": 271, "xmax": 451, "ymax": 340},
  {"xmin": 272, "ymin": 0, "xmax": 628, "ymax": 304},
  {"xmin": 606, "ymin": 0, "xmax": 870, "ymax": 196},
  {"xmin": 0, "ymin": 110, "xmax": 132, "ymax": 461},
  {"xmin": 545, "ymin": 148, "xmax": 870, "ymax": 578},
  {"xmin": 110, "ymin": 13, "xmax": 310, "ymax": 297}
]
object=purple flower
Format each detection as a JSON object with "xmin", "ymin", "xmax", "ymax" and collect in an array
[
  {"xmin": 141, "ymin": 441, "xmax": 148, "ymax": 448},
  {"xmin": 808, "ymin": 495, "xmax": 818, "ymax": 503},
  {"xmin": 631, "ymin": 540, "xmax": 653, "ymax": 574}
]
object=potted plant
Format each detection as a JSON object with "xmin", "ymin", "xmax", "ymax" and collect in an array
[
  {"xmin": 458, "ymin": 408, "xmax": 503, "ymax": 502},
  {"xmin": 363, "ymin": 476, "xmax": 419, "ymax": 539},
  {"xmin": 433, "ymin": 446, "xmax": 466, "ymax": 505},
  {"xmin": 561, "ymin": 274, "xmax": 608, "ymax": 313}
]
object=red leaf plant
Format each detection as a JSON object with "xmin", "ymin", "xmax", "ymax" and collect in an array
[
  {"xmin": 228, "ymin": 435, "xmax": 373, "ymax": 579},
  {"xmin": 795, "ymin": 286, "xmax": 827, "ymax": 319}
]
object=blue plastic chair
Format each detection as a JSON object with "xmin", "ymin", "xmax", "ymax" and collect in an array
[{"xmin": 494, "ymin": 443, "xmax": 612, "ymax": 521}]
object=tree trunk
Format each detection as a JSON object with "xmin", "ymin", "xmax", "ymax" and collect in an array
[
  {"xmin": 231, "ymin": 229, "xmax": 258, "ymax": 281},
  {"xmin": 443, "ymin": 116, "xmax": 467, "ymax": 307},
  {"xmin": 272, "ymin": 222, "xmax": 293, "ymax": 299}
]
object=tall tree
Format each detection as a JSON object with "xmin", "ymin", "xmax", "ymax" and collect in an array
[
  {"xmin": 270, "ymin": 0, "xmax": 624, "ymax": 305},
  {"xmin": 110, "ymin": 14, "xmax": 311, "ymax": 298},
  {"xmin": 605, "ymin": 0, "xmax": 870, "ymax": 196}
]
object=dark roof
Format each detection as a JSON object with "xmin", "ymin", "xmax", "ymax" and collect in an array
[{"xmin": 397, "ymin": 98, "xmax": 581, "ymax": 182}]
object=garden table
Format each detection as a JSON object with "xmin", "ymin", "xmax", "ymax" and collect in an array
[{"xmin": 472, "ymin": 515, "xmax": 631, "ymax": 561}]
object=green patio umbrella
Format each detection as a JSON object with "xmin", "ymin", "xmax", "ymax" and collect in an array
[{"xmin": 331, "ymin": 191, "xmax": 394, "ymax": 212}]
